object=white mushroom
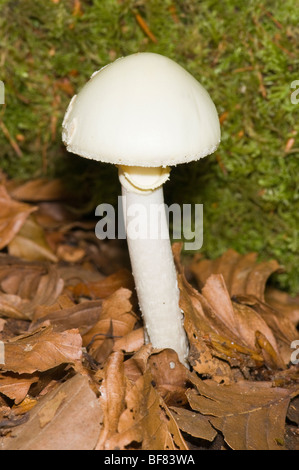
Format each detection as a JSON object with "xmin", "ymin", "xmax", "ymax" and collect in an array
[{"xmin": 62, "ymin": 52, "xmax": 220, "ymax": 367}]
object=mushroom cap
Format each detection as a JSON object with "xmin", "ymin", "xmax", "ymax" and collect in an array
[{"xmin": 62, "ymin": 52, "xmax": 221, "ymax": 167}]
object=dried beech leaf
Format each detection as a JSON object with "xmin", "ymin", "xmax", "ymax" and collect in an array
[
  {"xmin": 8, "ymin": 217, "xmax": 58, "ymax": 262},
  {"xmin": 33, "ymin": 294, "xmax": 75, "ymax": 321},
  {"xmin": 174, "ymin": 243, "xmax": 284, "ymax": 372},
  {"xmin": 58, "ymin": 264, "xmax": 104, "ymax": 287},
  {"xmin": 96, "ymin": 351, "xmax": 126, "ymax": 449},
  {"xmin": 38, "ymin": 391, "xmax": 67, "ymax": 428},
  {"xmin": 13, "ymin": 396, "xmax": 38, "ymax": 416},
  {"xmin": 104, "ymin": 369, "xmax": 188, "ymax": 451},
  {"xmin": 123, "ymin": 344, "xmax": 153, "ymax": 383},
  {"xmin": 201, "ymin": 274, "xmax": 283, "ymax": 368},
  {"xmin": 148, "ymin": 349, "xmax": 188, "ymax": 406},
  {"xmin": 0, "ymin": 294, "xmax": 26, "ymax": 319},
  {"xmin": 201, "ymin": 274, "xmax": 240, "ymax": 336},
  {"xmin": 0, "ymin": 257, "xmax": 46, "ymax": 297},
  {"xmin": 83, "ymin": 288, "xmax": 137, "ymax": 356},
  {"xmin": 31, "ymin": 299, "xmax": 102, "ymax": 335},
  {"xmin": 2, "ymin": 374, "xmax": 103, "ymax": 450},
  {"xmin": 0, "ymin": 262, "xmax": 64, "ymax": 320},
  {"xmin": 191, "ymin": 249, "xmax": 281, "ymax": 301},
  {"xmin": 0, "ymin": 373, "xmax": 39, "ymax": 404},
  {"xmin": 170, "ymin": 406, "xmax": 217, "ymax": 442},
  {"xmin": 177, "ymin": 267, "xmax": 263, "ymax": 379},
  {"xmin": 287, "ymin": 396, "xmax": 299, "ymax": 426},
  {"xmin": 6, "ymin": 178, "xmax": 68, "ymax": 202},
  {"xmin": 187, "ymin": 374, "xmax": 299, "ymax": 450},
  {"xmin": 24, "ymin": 266, "xmax": 64, "ymax": 315},
  {"xmin": 234, "ymin": 295, "xmax": 299, "ymax": 365},
  {"xmin": 113, "ymin": 327, "xmax": 145, "ymax": 354},
  {"xmin": 35, "ymin": 202, "xmax": 77, "ymax": 230},
  {"xmin": 265, "ymin": 288, "xmax": 299, "ymax": 326},
  {"xmin": 0, "ymin": 326, "xmax": 82, "ymax": 374},
  {"xmin": 72, "ymin": 268, "xmax": 134, "ymax": 299},
  {"xmin": 0, "ymin": 186, "xmax": 37, "ymax": 250}
]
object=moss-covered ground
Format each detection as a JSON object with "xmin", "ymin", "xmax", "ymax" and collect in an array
[{"xmin": 0, "ymin": 0, "xmax": 298, "ymax": 292}]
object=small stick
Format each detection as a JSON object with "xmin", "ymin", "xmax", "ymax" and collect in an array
[
  {"xmin": 262, "ymin": 7, "xmax": 283, "ymax": 30},
  {"xmin": 169, "ymin": 4, "xmax": 180, "ymax": 24},
  {"xmin": 272, "ymin": 38, "xmax": 295, "ymax": 58},
  {"xmin": 0, "ymin": 121, "xmax": 23, "ymax": 157},
  {"xmin": 219, "ymin": 111, "xmax": 229, "ymax": 124},
  {"xmin": 233, "ymin": 65, "xmax": 255, "ymax": 74},
  {"xmin": 133, "ymin": 10, "xmax": 158, "ymax": 43},
  {"xmin": 246, "ymin": 42, "xmax": 267, "ymax": 99}
]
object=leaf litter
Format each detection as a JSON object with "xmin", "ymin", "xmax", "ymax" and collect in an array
[{"xmin": 0, "ymin": 180, "xmax": 298, "ymax": 450}]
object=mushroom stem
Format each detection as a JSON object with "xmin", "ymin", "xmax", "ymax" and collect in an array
[{"xmin": 120, "ymin": 183, "xmax": 189, "ymax": 366}]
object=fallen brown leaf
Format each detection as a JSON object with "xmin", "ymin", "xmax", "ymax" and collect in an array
[
  {"xmin": 38, "ymin": 391, "xmax": 67, "ymax": 428},
  {"xmin": 113, "ymin": 327, "xmax": 145, "ymax": 354},
  {"xmin": 0, "ymin": 186, "xmax": 37, "ymax": 250},
  {"xmin": 265, "ymin": 287, "xmax": 299, "ymax": 326},
  {"xmin": 13, "ymin": 396, "xmax": 38, "ymax": 416},
  {"xmin": 8, "ymin": 216, "xmax": 58, "ymax": 263},
  {"xmin": 102, "ymin": 368, "xmax": 188, "ymax": 450},
  {"xmin": 234, "ymin": 295, "xmax": 299, "ymax": 365},
  {"xmin": 72, "ymin": 268, "xmax": 134, "ymax": 299},
  {"xmin": 148, "ymin": 349, "xmax": 188, "ymax": 406},
  {"xmin": 83, "ymin": 288, "xmax": 137, "ymax": 359},
  {"xmin": 287, "ymin": 396, "xmax": 299, "ymax": 425},
  {"xmin": 175, "ymin": 244, "xmax": 288, "ymax": 372},
  {"xmin": 175, "ymin": 251, "xmax": 264, "ymax": 380},
  {"xmin": 0, "ymin": 372, "xmax": 39, "ymax": 404},
  {"xmin": 96, "ymin": 351, "xmax": 127, "ymax": 449},
  {"xmin": 191, "ymin": 249, "xmax": 282, "ymax": 302},
  {"xmin": 187, "ymin": 373, "xmax": 299, "ymax": 450},
  {"xmin": 0, "ymin": 257, "xmax": 64, "ymax": 319},
  {"xmin": 2, "ymin": 373, "xmax": 103, "ymax": 450},
  {"xmin": 0, "ymin": 326, "xmax": 82, "ymax": 374},
  {"xmin": 31, "ymin": 298, "xmax": 102, "ymax": 336},
  {"xmin": 170, "ymin": 406, "xmax": 217, "ymax": 442},
  {"xmin": 202, "ymin": 274, "xmax": 283, "ymax": 368},
  {"xmin": 123, "ymin": 344, "xmax": 153, "ymax": 383},
  {"xmin": 5, "ymin": 178, "xmax": 68, "ymax": 202}
]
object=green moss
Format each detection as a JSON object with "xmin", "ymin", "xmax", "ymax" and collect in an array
[{"xmin": 0, "ymin": 0, "xmax": 298, "ymax": 292}]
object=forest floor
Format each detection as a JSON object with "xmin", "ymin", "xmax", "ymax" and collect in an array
[{"xmin": 0, "ymin": 176, "xmax": 298, "ymax": 450}]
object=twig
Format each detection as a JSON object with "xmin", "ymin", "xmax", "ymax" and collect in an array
[
  {"xmin": 133, "ymin": 9, "xmax": 158, "ymax": 43},
  {"xmin": 233, "ymin": 65, "xmax": 255, "ymax": 74},
  {"xmin": 169, "ymin": 4, "xmax": 180, "ymax": 24},
  {"xmin": 216, "ymin": 153, "xmax": 227, "ymax": 176},
  {"xmin": 0, "ymin": 120, "xmax": 23, "ymax": 157},
  {"xmin": 219, "ymin": 111, "xmax": 229, "ymax": 125},
  {"xmin": 252, "ymin": 14, "xmax": 295, "ymax": 58},
  {"xmin": 245, "ymin": 41, "xmax": 267, "ymax": 99},
  {"xmin": 0, "ymin": 413, "xmax": 29, "ymax": 429},
  {"xmin": 272, "ymin": 38, "xmax": 295, "ymax": 58},
  {"xmin": 261, "ymin": 6, "xmax": 283, "ymax": 30}
]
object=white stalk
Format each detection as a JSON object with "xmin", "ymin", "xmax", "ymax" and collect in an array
[{"xmin": 120, "ymin": 182, "xmax": 189, "ymax": 366}]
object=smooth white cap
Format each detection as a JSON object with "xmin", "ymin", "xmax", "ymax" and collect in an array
[{"xmin": 62, "ymin": 52, "xmax": 221, "ymax": 167}]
